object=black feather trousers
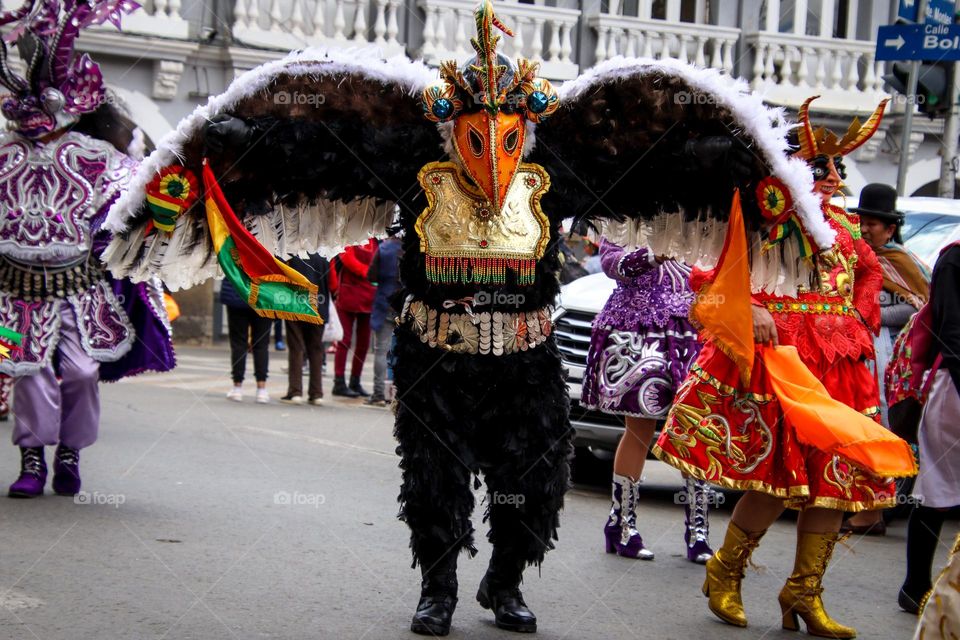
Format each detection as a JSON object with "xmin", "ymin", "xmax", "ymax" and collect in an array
[{"xmin": 393, "ymin": 324, "xmax": 573, "ymax": 571}]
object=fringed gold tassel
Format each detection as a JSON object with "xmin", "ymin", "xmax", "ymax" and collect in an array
[{"xmin": 423, "ymin": 255, "xmax": 538, "ymax": 286}]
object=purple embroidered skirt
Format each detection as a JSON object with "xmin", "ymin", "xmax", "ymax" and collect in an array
[{"xmin": 581, "ymin": 318, "xmax": 700, "ymax": 418}]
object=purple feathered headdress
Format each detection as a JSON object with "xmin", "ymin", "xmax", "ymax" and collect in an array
[{"xmin": 0, "ymin": 0, "xmax": 139, "ymax": 138}]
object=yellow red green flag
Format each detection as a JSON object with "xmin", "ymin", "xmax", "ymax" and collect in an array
[{"xmin": 203, "ymin": 162, "xmax": 322, "ymax": 325}]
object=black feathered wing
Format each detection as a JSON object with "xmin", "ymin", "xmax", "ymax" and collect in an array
[
  {"xmin": 104, "ymin": 49, "xmax": 443, "ymax": 290},
  {"xmin": 529, "ymin": 57, "xmax": 831, "ymax": 264}
]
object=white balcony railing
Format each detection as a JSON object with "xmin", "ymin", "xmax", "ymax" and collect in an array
[
  {"xmin": 744, "ymin": 32, "xmax": 887, "ymax": 111},
  {"xmin": 740, "ymin": 0, "xmax": 888, "ymax": 111},
  {"xmin": 98, "ymin": 0, "xmax": 190, "ymax": 39},
  {"xmin": 418, "ymin": 0, "xmax": 580, "ymax": 81},
  {"xmin": 232, "ymin": 0, "xmax": 405, "ymax": 57},
  {"xmin": 589, "ymin": 14, "xmax": 739, "ymax": 72}
]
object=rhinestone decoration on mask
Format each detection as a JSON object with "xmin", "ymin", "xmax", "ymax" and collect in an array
[
  {"xmin": 0, "ymin": 0, "xmax": 139, "ymax": 138},
  {"xmin": 415, "ymin": 0, "xmax": 559, "ymax": 287}
]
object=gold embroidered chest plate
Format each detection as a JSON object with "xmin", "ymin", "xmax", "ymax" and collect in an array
[{"xmin": 415, "ymin": 161, "xmax": 551, "ymax": 285}]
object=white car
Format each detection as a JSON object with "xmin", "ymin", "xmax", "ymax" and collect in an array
[
  {"xmin": 556, "ymin": 195, "xmax": 960, "ymax": 453},
  {"xmin": 554, "ymin": 271, "xmax": 619, "ymax": 452},
  {"xmin": 897, "ymin": 197, "xmax": 960, "ymax": 267}
]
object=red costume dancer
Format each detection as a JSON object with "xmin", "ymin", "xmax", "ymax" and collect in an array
[
  {"xmin": 654, "ymin": 97, "xmax": 912, "ymax": 639},
  {"xmin": 332, "ymin": 239, "xmax": 377, "ymax": 397}
]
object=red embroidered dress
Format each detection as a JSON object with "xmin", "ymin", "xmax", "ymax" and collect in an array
[{"xmin": 653, "ymin": 204, "xmax": 896, "ymax": 511}]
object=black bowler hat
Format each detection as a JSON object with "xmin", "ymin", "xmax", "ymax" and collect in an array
[{"xmin": 849, "ymin": 183, "xmax": 902, "ymax": 225}]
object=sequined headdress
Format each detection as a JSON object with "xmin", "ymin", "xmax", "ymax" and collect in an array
[
  {"xmin": 794, "ymin": 95, "xmax": 889, "ymax": 160},
  {"xmin": 420, "ymin": 0, "xmax": 559, "ymax": 212},
  {"xmin": 0, "ymin": 0, "xmax": 139, "ymax": 137}
]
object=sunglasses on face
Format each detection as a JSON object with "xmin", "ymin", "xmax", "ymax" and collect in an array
[{"xmin": 809, "ymin": 155, "xmax": 846, "ymax": 181}]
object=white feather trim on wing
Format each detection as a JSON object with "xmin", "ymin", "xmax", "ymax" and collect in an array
[
  {"xmin": 104, "ymin": 197, "xmax": 392, "ymax": 288},
  {"xmin": 563, "ymin": 57, "xmax": 832, "ymax": 252},
  {"xmin": 127, "ymin": 128, "xmax": 146, "ymax": 160},
  {"xmin": 603, "ymin": 215, "xmax": 726, "ymax": 270},
  {"xmin": 105, "ymin": 48, "xmax": 437, "ymax": 235},
  {"xmin": 602, "ymin": 216, "xmax": 813, "ymax": 295},
  {"xmin": 437, "ymin": 120, "xmax": 455, "ymax": 159}
]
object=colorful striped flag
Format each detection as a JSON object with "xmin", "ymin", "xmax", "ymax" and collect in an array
[
  {"xmin": 202, "ymin": 162, "xmax": 323, "ymax": 325},
  {"xmin": 0, "ymin": 326, "xmax": 22, "ymax": 361}
]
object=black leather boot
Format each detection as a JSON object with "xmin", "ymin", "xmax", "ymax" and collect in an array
[
  {"xmin": 331, "ymin": 376, "xmax": 359, "ymax": 398},
  {"xmin": 411, "ymin": 550, "xmax": 458, "ymax": 636},
  {"xmin": 476, "ymin": 550, "xmax": 537, "ymax": 633},
  {"xmin": 349, "ymin": 375, "xmax": 370, "ymax": 397}
]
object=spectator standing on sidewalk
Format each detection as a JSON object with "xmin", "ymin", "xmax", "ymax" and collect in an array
[
  {"xmin": 898, "ymin": 242, "xmax": 960, "ymax": 614},
  {"xmin": 273, "ymin": 319, "xmax": 286, "ymax": 351},
  {"xmin": 365, "ymin": 229, "xmax": 403, "ymax": 406},
  {"xmin": 280, "ymin": 253, "xmax": 332, "ymax": 406},
  {"xmin": 222, "ymin": 279, "xmax": 271, "ymax": 404},
  {"xmin": 332, "ymin": 239, "xmax": 377, "ymax": 397},
  {"xmin": 842, "ymin": 184, "xmax": 930, "ymax": 536}
]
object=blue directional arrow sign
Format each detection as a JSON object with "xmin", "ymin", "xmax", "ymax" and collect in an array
[{"xmin": 877, "ymin": 23, "xmax": 960, "ymax": 61}]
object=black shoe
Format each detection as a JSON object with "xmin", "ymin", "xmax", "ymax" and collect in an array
[
  {"xmin": 411, "ymin": 594, "xmax": 457, "ymax": 636},
  {"xmin": 349, "ymin": 376, "xmax": 370, "ymax": 397},
  {"xmin": 364, "ymin": 394, "xmax": 387, "ymax": 407},
  {"xmin": 411, "ymin": 550, "xmax": 458, "ymax": 636},
  {"xmin": 899, "ymin": 586, "xmax": 927, "ymax": 614},
  {"xmin": 476, "ymin": 575, "xmax": 537, "ymax": 633},
  {"xmin": 331, "ymin": 377, "xmax": 359, "ymax": 398}
]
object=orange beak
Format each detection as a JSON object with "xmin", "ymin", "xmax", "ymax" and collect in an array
[{"xmin": 452, "ymin": 110, "xmax": 525, "ymax": 212}]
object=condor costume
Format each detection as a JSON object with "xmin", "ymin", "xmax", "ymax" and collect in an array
[
  {"xmin": 0, "ymin": 0, "xmax": 174, "ymax": 499},
  {"xmin": 102, "ymin": 2, "xmax": 866, "ymax": 633}
]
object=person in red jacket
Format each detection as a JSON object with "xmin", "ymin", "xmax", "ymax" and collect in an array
[{"xmin": 332, "ymin": 239, "xmax": 378, "ymax": 397}]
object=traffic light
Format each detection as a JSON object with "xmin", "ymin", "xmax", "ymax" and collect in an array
[{"xmin": 884, "ymin": 62, "xmax": 951, "ymax": 118}]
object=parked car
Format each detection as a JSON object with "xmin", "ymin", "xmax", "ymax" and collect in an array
[
  {"xmin": 898, "ymin": 197, "xmax": 960, "ymax": 267},
  {"xmin": 554, "ymin": 271, "xmax": 621, "ymax": 455}
]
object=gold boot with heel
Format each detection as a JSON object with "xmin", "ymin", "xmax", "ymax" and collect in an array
[
  {"xmin": 778, "ymin": 531, "xmax": 856, "ymax": 639},
  {"xmin": 702, "ymin": 521, "xmax": 765, "ymax": 627}
]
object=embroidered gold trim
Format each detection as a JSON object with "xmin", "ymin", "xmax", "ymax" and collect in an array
[
  {"xmin": 415, "ymin": 161, "xmax": 551, "ymax": 285},
  {"xmin": 398, "ymin": 297, "xmax": 552, "ymax": 356},
  {"xmin": 652, "ymin": 446, "xmax": 897, "ymax": 513}
]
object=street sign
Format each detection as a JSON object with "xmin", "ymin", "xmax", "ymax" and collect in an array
[
  {"xmin": 877, "ymin": 23, "xmax": 960, "ymax": 60},
  {"xmin": 898, "ymin": 0, "xmax": 956, "ymax": 25}
]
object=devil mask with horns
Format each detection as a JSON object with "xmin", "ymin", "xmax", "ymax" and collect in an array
[{"xmin": 794, "ymin": 95, "xmax": 889, "ymax": 207}]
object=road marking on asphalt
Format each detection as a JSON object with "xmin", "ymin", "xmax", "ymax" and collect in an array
[
  {"xmin": 0, "ymin": 590, "xmax": 44, "ymax": 611},
  {"xmin": 230, "ymin": 424, "xmax": 396, "ymax": 458}
]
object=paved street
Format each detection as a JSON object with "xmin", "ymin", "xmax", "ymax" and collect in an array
[{"xmin": 0, "ymin": 345, "xmax": 954, "ymax": 640}]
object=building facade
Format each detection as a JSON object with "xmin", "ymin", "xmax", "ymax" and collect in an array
[{"xmin": 4, "ymin": 0, "xmax": 949, "ymax": 338}]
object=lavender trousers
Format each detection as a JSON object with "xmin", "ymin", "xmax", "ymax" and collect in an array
[{"xmin": 12, "ymin": 306, "xmax": 100, "ymax": 449}]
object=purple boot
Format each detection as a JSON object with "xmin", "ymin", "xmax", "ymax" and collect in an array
[
  {"xmin": 604, "ymin": 473, "xmax": 654, "ymax": 560},
  {"xmin": 682, "ymin": 476, "xmax": 714, "ymax": 564},
  {"xmin": 52, "ymin": 445, "xmax": 81, "ymax": 496},
  {"xmin": 8, "ymin": 447, "xmax": 47, "ymax": 498}
]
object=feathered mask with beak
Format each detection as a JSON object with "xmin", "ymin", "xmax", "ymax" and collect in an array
[
  {"xmin": 420, "ymin": 0, "xmax": 559, "ymax": 213},
  {"xmin": 0, "ymin": 0, "xmax": 139, "ymax": 138}
]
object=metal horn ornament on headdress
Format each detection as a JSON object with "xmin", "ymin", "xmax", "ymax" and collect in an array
[
  {"xmin": 420, "ymin": 0, "xmax": 558, "ymax": 213},
  {"xmin": 0, "ymin": 0, "xmax": 139, "ymax": 138},
  {"xmin": 794, "ymin": 95, "xmax": 890, "ymax": 161}
]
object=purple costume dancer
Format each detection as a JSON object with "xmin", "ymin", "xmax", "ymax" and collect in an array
[
  {"xmin": 0, "ymin": 0, "xmax": 174, "ymax": 498},
  {"xmin": 580, "ymin": 238, "xmax": 713, "ymax": 563}
]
